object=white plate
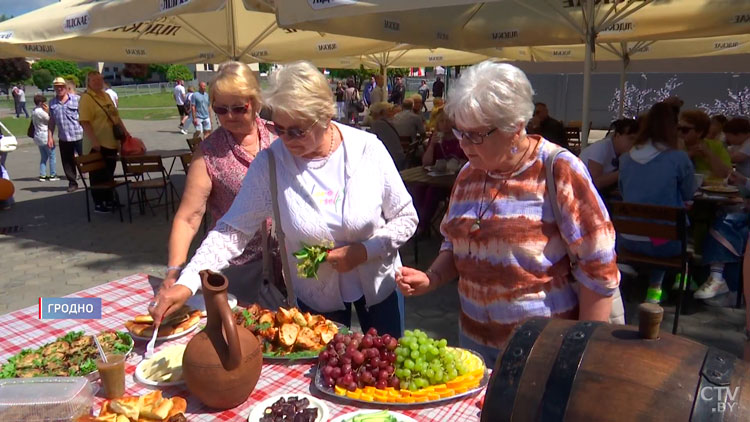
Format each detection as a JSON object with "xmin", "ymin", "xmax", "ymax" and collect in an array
[
  {"xmin": 134, "ymin": 344, "xmax": 186, "ymax": 387},
  {"xmin": 247, "ymin": 393, "xmax": 329, "ymax": 422},
  {"xmin": 186, "ymin": 293, "xmax": 238, "ymax": 316},
  {"xmin": 129, "ymin": 320, "xmax": 201, "ymax": 342},
  {"xmin": 330, "ymin": 410, "xmax": 417, "ymax": 422}
]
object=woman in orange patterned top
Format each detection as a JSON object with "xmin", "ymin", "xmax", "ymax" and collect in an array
[{"xmin": 396, "ymin": 61, "xmax": 619, "ymax": 367}]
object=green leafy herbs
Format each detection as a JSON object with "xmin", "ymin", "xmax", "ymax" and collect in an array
[
  {"xmin": 242, "ymin": 309, "xmax": 256, "ymax": 327},
  {"xmin": 0, "ymin": 362, "xmax": 16, "ymax": 379},
  {"xmin": 294, "ymin": 243, "xmax": 332, "ymax": 279},
  {"xmin": 0, "ymin": 331, "xmax": 132, "ymax": 379},
  {"xmin": 58, "ymin": 331, "xmax": 84, "ymax": 343},
  {"xmin": 78, "ymin": 358, "xmax": 97, "ymax": 375},
  {"xmin": 257, "ymin": 322, "xmax": 272, "ymax": 331}
]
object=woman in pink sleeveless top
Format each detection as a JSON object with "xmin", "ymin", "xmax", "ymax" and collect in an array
[{"xmin": 159, "ymin": 62, "xmax": 275, "ymax": 296}]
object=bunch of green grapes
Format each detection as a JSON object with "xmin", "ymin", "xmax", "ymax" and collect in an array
[{"xmin": 393, "ymin": 329, "xmax": 468, "ymax": 391}]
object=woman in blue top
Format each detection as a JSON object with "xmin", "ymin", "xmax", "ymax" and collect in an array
[{"xmin": 618, "ymin": 102, "xmax": 697, "ymax": 303}]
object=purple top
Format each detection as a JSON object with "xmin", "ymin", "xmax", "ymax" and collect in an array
[{"xmin": 200, "ymin": 116, "xmax": 274, "ymax": 264}]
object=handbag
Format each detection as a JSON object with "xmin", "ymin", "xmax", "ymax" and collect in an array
[
  {"xmin": 544, "ymin": 147, "xmax": 626, "ymax": 324},
  {"xmin": 87, "ymin": 92, "xmax": 127, "ymax": 142},
  {"xmin": 120, "ymin": 135, "xmax": 146, "ymax": 156},
  {"xmin": 27, "ymin": 121, "xmax": 35, "ymax": 138},
  {"xmin": 349, "ymin": 90, "xmax": 365, "ymax": 113},
  {"xmin": 0, "ymin": 135, "xmax": 18, "ymax": 153},
  {"xmin": 264, "ymin": 149, "xmax": 297, "ymax": 307}
]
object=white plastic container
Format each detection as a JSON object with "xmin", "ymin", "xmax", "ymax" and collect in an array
[{"xmin": 0, "ymin": 377, "xmax": 97, "ymax": 421}]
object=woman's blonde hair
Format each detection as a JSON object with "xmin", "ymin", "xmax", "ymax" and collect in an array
[
  {"xmin": 209, "ymin": 61, "xmax": 262, "ymax": 112},
  {"xmin": 366, "ymin": 102, "xmax": 393, "ymax": 124},
  {"xmin": 264, "ymin": 61, "xmax": 336, "ymax": 126},
  {"xmin": 85, "ymin": 71, "xmax": 102, "ymax": 91}
]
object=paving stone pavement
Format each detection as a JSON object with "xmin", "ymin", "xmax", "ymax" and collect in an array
[{"xmin": 0, "ymin": 119, "xmax": 747, "ymax": 360}]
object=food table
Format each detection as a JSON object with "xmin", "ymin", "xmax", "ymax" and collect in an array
[
  {"xmin": 399, "ymin": 167, "xmax": 457, "ymax": 189},
  {"xmin": 0, "ymin": 273, "xmax": 484, "ymax": 421}
]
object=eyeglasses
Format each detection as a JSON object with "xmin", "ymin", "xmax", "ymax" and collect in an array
[
  {"xmin": 677, "ymin": 125, "xmax": 695, "ymax": 134},
  {"xmin": 266, "ymin": 119, "xmax": 319, "ymax": 139},
  {"xmin": 451, "ymin": 127, "xmax": 499, "ymax": 145},
  {"xmin": 212, "ymin": 104, "xmax": 250, "ymax": 115}
]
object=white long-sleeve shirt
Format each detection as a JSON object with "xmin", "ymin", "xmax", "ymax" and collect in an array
[{"xmin": 176, "ymin": 122, "xmax": 418, "ymax": 312}]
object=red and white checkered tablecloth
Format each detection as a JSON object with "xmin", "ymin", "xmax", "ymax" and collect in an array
[{"xmin": 0, "ymin": 273, "xmax": 485, "ymax": 422}]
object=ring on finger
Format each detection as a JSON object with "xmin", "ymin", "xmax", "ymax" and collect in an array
[{"xmin": 148, "ymin": 300, "xmax": 158, "ymax": 308}]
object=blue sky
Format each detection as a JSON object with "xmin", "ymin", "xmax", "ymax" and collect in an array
[{"xmin": 0, "ymin": 0, "xmax": 56, "ymax": 18}]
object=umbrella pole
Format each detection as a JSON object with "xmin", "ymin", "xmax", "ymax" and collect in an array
[
  {"xmin": 580, "ymin": 0, "xmax": 595, "ymax": 148},
  {"xmin": 618, "ymin": 57, "xmax": 627, "ymax": 119}
]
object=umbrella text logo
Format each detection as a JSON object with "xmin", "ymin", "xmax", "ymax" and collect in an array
[
  {"xmin": 733, "ymin": 14, "xmax": 750, "ymax": 24},
  {"xmin": 63, "ymin": 12, "xmax": 91, "ymax": 33},
  {"xmin": 384, "ymin": 19, "xmax": 400, "ymax": 32},
  {"xmin": 309, "ymin": 0, "xmax": 358, "ymax": 10},
  {"xmin": 714, "ymin": 41, "xmax": 740, "ymax": 51},
  {"xmin": 161, "ymin": 0, "xmax": 191, "ymax": 12},
  {"xmin": 125, "ymin": 48, "xmax": 147, "ymax": 56},
  {"xmin": 492, "ymin": 30, "xmax": 519, "ymax": 41},
  {"xmin": 602, "ymin": 21, "xmax": 634, "ymax": 33},
  {"xmin": 24, "ymin": 44, "xmax": 56, "ymax": 54},
  {"xmin": 317, "ymin": 42, "xmax": 338, "ymax": 52},
  {"xmin": 0, "ymin": 31, "xmax": 13, "ymax": 40}
]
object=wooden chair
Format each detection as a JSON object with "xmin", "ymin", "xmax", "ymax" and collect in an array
[
  {"xmin": 186, "ymin": 136, "xmax": 202, "ymax": 153},
  {"xmin": 609, "ymin": 202, "xmax": 690, "ymax": 334},
  {"xmin": 121, "ymin": 155, "xmax": 177, "ymax": 221},
  {"xmin": 179, "ymin": 152, "xmax": 193, "ymax": 173},
  {"xmin": 74, "ymin": 153, "xmax": 129, "ymax": 223},
  {"xmin": 564, "ymin": 126, "xmax": 582, "ymax": 154}
]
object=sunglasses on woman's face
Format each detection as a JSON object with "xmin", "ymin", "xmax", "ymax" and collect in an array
[
  {"xmin": 266, "ymin": 119, "xmax": 319, "ymax": 139},
  {"xmin": 212, "ymin": 104, "xmax": 250, "ymax": 115}
]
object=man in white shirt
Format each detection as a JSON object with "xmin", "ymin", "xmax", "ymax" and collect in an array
[
  {"xmin": 173, "ymin": 80, "xmax": 188, "ymax": 135},
  {"xmin": 579, "ymin": 118, "xmax": 638, "ymax": 192},
  {"xmin": 104, "ymin": 83, "xmax": 118, "ymax": 108}
]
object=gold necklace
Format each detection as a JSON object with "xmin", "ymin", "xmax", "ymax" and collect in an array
[{"xmin": 306, "ymin": 125, "xmax": 337, "ymax": 170}]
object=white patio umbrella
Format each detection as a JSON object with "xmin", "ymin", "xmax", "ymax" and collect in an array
[
  {"xmin": 0, "ymin": 0, "xmax": 400, "ymax": 64},
  {"xmin": 277, "ymin": 0, "xmax": 750, "ymax": 145}
]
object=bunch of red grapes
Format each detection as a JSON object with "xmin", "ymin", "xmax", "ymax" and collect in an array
[{"xmin": 318, "ymin": 328, "xmax": 400, "ymax": 392}]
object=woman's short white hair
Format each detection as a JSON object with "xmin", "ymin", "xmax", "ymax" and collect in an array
[
  {"xmin": 445, "ymin": 60, "xmax": 535, "ymax": 133},
  {"xmin": 264, "ymin": 61, "xmax": 336, "ymax": 126}
]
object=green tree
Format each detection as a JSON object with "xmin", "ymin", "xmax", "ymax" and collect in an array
[
  {"xmin": 77, "ymin": 66, "xmax": 96, "ymax": 85},
  {"xmin": 166, "ymin": 64, "xmax": 193, "ymax": 82},
  {"xmin": 122, "ymin": 63, "xmax": 150, "ymax": 82},
  {"xmin": 329, "ymin": 65, "xmax": 375, "ymax": 89},
  {"xmin": 32, "ymin": 69, "xmax": 54, "ymax": 90},
  {"xmin": 61, "ymin": 74, "xmax": 80, "ymax": 87},
  {"xmin": 148, "ymin": 64, "xmax": 170, "ymax": 80},
  {"xmin": 258, "ymin": 63, "xmax": 271, "ymax": 74},
  {"xmin": 31, "ymin": 59, "xmax": 78, "ymax": 77},
  {"xmin": 0, "ymin": 58, "xmax": 31, "ymax": 85},
  {"xmin": 0, "ymin": 14, "xmax": 12, "ymax": 22}
]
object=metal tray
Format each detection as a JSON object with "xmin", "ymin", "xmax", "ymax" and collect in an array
[{"xmin": 312, "ymin": 347, "xmax": 489, "ymax": 407}]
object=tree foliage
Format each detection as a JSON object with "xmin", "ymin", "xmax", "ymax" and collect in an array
[
  {"xmin": 148, "ymin": 64, "xmax": 170, "ymax": 80},
  {"xmin": 258, "ymin": 63, "xmax": 271, "ymax": 74},
  {"xmin": 61, "ymin": 74, "xmax": 80, "ymax": 87},
  {"xmin": 328, "ymin": 66, "xmax": 376, "ymax": 89},
  {"xmin": 166, "ymin": 64, "xmax": 193, "ymax": 82},
  {"xmin": 608, "ymin": 74, "xmax": 682, "ymax": 120},
  {"xmin": 0, "ymin": 58, "xmax": 31, "ymax": 85},
  {"xmin": 32, "ymin": 69, "xmax": 54, "ymax": 90},
  {"xmin": 698, "ymin": 87, "xmax": 750, "ymax": 118},
  {"xmin": 122, "ymin": 63, "xmax": 151, "ymax": 81},
  {"xmin": 77, "ymin": 66, "xmax": 97, "ymax": 85},
  {"xmin": 31, "ymin": 59, "xmax": 79, "ymax": 77}
]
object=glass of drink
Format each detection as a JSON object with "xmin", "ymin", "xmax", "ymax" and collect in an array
[{"xmin": 95, "ymin": 353, "xmax": 126, "ymax": 399}]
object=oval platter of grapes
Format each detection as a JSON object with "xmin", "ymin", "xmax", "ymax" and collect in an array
[{"xmin": 314, "ymin": 328, "xmax": 489, "ymax": 407}]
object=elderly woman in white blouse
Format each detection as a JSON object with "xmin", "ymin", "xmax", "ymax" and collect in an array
[{"xmin": 151, "ymin": 61, "xmax": 417, "ymax": 337}]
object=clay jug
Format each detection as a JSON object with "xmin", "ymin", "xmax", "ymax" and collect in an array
[{"xmin": 182, "ymin": 270, "xmax": 263, "ymax": 409}]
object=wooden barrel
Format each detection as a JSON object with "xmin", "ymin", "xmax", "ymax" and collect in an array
[{"xmin": 481, "ymin": 318, "xmax": 750, "ymax": 421}]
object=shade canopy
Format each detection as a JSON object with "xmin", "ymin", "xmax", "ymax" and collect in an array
[{"xmin": 277, "ymin": 0, "xmax": 750, "ymax": 50}]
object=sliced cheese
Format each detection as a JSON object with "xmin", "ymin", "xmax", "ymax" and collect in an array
[{"xmin": 141, "ymin": 344, "xmax": 186, "ymax": 383}]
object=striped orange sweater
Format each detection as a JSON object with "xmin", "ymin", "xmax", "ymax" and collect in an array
[{"xmin": 441, "ymin": 137, "xmax": 619, "ymax": 349}]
